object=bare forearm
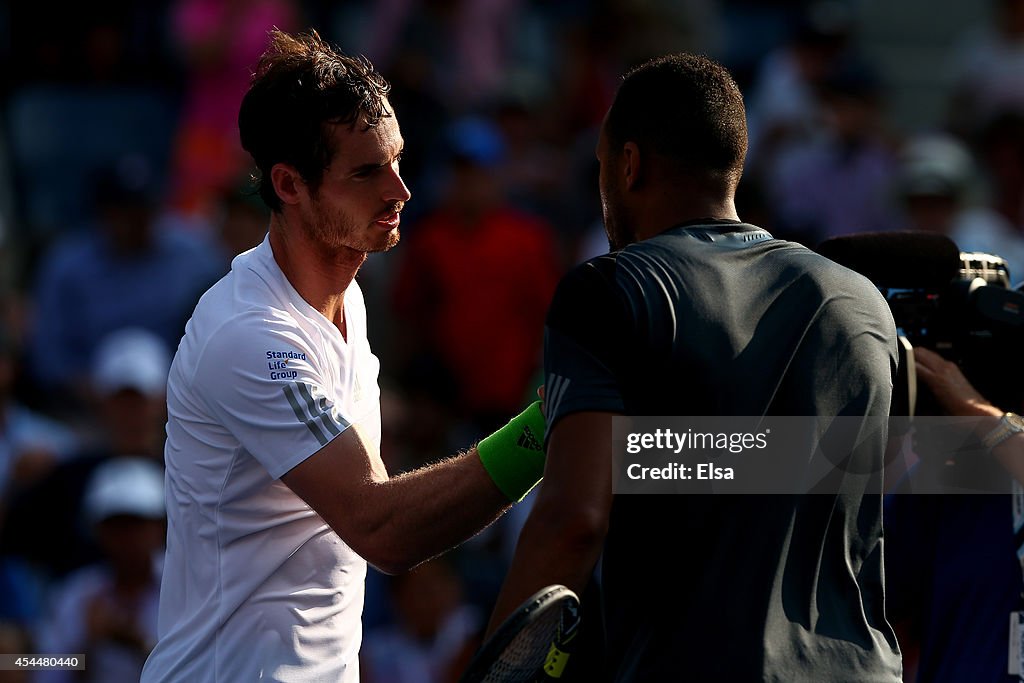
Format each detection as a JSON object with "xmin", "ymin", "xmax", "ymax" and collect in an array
[
  {"xmin": 485, "ymin": 502, "xmax": 604, "ymax": 638},
  {"xmin": 946, "ymin": 401, "xmax": 1024, "ymax": 483},
  {"xmin": 947, "ymin": 404, "xmax": 1024, "ymax": 487},
  {"xmin": 913, "ymin": 347, "xmax": 1024, "ymax": 483},
  {"xmin": 363, "ymin": 449, "xmax": 511, "ymax": 573},
  {"xmin": 284, "ymin": 409, "xmax": 545, "ymax": 575}
]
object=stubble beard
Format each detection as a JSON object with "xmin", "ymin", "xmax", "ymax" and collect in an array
[
  {"xmin": 306, "ymin": 202, "xmax": 401, "ymax": 255},
  {"xmin": 605, "ymin": 218, "xmax": 630, "ymax": 252},
  {"xmin": 602, "ymin": 191, "xmax": 634, "ymax": 252},
  {"xmin": 374, "ymin": 224, "xmax": 401, "ymax": 253}
]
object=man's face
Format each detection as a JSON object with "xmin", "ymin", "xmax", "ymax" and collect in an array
[
  {"xmin": 596, "ymin": 121, "xmax": 634, "ymax": 251},
  {"xmin": 300, "ymin": 105, "xmax": 411, "ymax": 254}
]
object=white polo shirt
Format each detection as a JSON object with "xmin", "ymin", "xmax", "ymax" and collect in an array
[{"xmin": 141, "ymin": 235, "xmax": 381, "ymax": 683}]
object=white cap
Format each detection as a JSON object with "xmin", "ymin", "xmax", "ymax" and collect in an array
[
  {"xmin": 899, "ymin": 134, "xmax": 975, "ymax": 198},
  {"xmin": 92, "ymin": 328, "xmax": 171, "ymax": 397},
  {"xmin": 84, "ymin": 456, "xmax": 165, "ymax": 524}
]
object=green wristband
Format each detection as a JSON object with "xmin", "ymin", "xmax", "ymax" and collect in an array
[{"xmin": 477, "ymin": 401, "xmax": 547, "ymax": 501}]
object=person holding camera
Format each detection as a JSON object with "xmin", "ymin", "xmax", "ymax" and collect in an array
[
  {"xmin": 913, "ymin": 346, "xmax": 1024, "ymax": 466},
  {"xmin": 885, "ymin": 346, "xmax": 1024, "ymax": 683}
]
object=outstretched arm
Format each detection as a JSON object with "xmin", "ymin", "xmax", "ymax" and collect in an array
[
  {"xmin": 283, "ymin": 428, "xmax": 505, "ymax": 574},
  {"xmin": 283, "ymin": 403, "xmax": 546, "ymax": 575}
]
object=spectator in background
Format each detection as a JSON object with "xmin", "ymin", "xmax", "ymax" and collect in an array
[
  {"xmin": 166, "ymin": 0, "xmax": 298, "ymax": 218},
  {"xmin": 767, "ymin": 60, "xmax": 900, "ymax": 244},
  {"xmin": 35, "ymin": 457, "xmax": 165, "ymax": 683},
  {"xmin": 7, "ymin": 3, "xmax": 176, "ymax": 87},
  {"xmin": 0, "ymin": 325, "xmax": 74, "ymax": 661},
  {"xmin": 28, "ymin": 157, "xmax": 220, "ymax": 404},
  {"xmin": 745, "ymin": 0, "xmax": 853, "ymax": 170},
  {"xmin": 898, "ymin": 133, "xmax": 1024, "ymax": 282},
  {"xmin": 85, "ymin": 328, "xmax": 171, "ymax": 459},
  {"xmin": 0, "ymin": 621, "xmax": 32, "ymax": 683},
  {"xmin": 392, "ymin": 117, "xmax": 560, "ymax": 434},
  {"xmin": 0, "ymin": 325, "xmax": 76, "ymax": 500},
  {"xmin": 555, "ymin": 7, "xmax": 625, "ymax": 136},
  {"xmin": 362, "ymin": 558, "xmax": 481, "ymax": 683},
  {"xmin": 491, "ymin": 86, "xmax": 573, "ymax": 230},
  {"xmin": 358, "ymin": 0, "xmax": 529, "ymax": 111},
  {"xmin": 1, "ymin": 329, "xmax": 170, "ymax": 581},
  {"xmin": 948, "ymin": 0, "xmax": 1024, "ymax": 138},
  {"xmin": 975, "ymin": 111, "xmax": 1024, "ymax": 236},
  {"xmin": 210, "ymin": 182, "xmax": 270, "ymax": 268}
]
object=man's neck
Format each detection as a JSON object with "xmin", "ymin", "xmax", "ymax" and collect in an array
[
  {"xmin": 631, "ymin": 191, "xmax": 740, "ymax": 243},
  {"xmin": 268, "ymin": 214, "xmax": 366, "ymax": 333}
]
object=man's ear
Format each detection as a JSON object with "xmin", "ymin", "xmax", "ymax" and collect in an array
[
  {"xmin": 270, "ymin": 163, "xmax": 307, "ymax": 206},
  {"xmin": 622, "ymin": 141, "xmax": 641, "ymax": 191}
]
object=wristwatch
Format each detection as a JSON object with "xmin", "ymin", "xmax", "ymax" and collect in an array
[{"xmin": 981, "ymin": 412, "xmax": 1024, "ymax": 452}]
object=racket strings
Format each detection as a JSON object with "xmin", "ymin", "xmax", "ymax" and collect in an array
[{"xmin": 481, "ymin": 607, "xmax": 562, "ymax": 683}]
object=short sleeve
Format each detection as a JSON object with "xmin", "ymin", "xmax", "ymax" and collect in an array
[
  {"xmin": 543, "ymin": 257, "xmax": 630, "ymax": 441},
  {"xmin": 192, "ymin": 312, "xmax": 350, "ymax": 479}
]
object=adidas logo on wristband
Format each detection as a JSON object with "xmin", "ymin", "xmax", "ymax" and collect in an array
[{"xmin": 517, "ymin": 427, "xmax": 543, "ymax": 451}]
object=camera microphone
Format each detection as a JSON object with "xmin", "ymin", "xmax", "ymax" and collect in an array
[{"xmin": 816, "ymin": 231, "xmax": 961, "ymax": 288}]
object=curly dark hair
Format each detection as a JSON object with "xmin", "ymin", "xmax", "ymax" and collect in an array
[
  {"xmin": 238, "ymin": 29, "xmax": 392, "ymax": 211},
  {"xmin": 606, "ymin": 53, "xmax": 747, "ymax": 186}
]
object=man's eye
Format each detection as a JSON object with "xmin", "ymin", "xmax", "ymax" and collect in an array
[{"xmin": 352, "ymin": 153, "xmax": 402, "ymax": 179}]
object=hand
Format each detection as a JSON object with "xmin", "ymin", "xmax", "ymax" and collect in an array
[
  {"xmin": 914, "ymin": 349, "xmax": 1024, "ymax": 485},
  {"xmin": 913, "ymin": 347, "xmax": 1001, "ymax": 418}
]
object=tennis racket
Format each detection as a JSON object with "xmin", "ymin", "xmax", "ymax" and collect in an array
[{"xmin": 460, "ymin": 585, "xmax": 580, "ymax": 683}]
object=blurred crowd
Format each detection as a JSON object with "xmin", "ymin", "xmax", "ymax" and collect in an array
[{"xmin": 1, "ymin": 0, "xmax": 1024, "ymax": 681}]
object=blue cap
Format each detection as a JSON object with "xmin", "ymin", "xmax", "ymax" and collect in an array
[{"xmin": 447, "ymin": 117, "xmax": 505, "ymax": 167}]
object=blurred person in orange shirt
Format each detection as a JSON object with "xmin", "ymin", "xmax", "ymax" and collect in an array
[
  {"xmin": 393, "ymin": 117, "xmax": 560, "ymax": 432},
  {"xmin": 167, "ymin": 0, "xmax": 298, "ymax": 218}
]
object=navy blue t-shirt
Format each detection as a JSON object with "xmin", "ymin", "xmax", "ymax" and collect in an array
[{"xmin": 543, "ymin": 222, "xmax": 902, "ymax": 682}]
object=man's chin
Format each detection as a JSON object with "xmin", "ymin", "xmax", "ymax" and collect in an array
[
  {"xmin": 367, "ymin": 228, "xmax": 400, "ymax": 253},
  {"xmin": 604, "ymin": 213, "xmax": 634, "ymax": 252},
  {"xmin": 324, "ymin": 228, "xmax": 400, "ymax": 255}
]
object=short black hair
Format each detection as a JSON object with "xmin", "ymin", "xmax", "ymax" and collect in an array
[
  {"xmin": 605, "ymin": 53, "xmax": 747, "ymax": 185},
  {"xmin": 238, "ymin": 29, "xmax": 392, "ymax": 211}
]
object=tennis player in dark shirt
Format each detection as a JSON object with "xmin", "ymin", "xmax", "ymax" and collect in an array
[{"xmin": 486, "ymin": 53, "xmax": 902, "ymax": 682}]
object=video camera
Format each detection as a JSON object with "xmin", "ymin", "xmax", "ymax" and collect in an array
[{"xmin": 817, "ymin": 232, "xmax": 1024, "ymax": 415}]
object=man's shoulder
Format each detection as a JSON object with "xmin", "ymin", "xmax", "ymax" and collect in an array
[
  {"xmin": 754, "ymin": 237, "xmax": 888, "ymax": 300},
  {"xmin": 550, "ymin": 253, "xmax": 621, "ymax": 307},
  {"xmin": 545, "ymin": 253, "xmax": 630, "ymax": 342},
  {"xmin": 189, "ymin": 296, "xmax": 307, "ymax": 358},
  {"xmin": 191, "ymin": 242, "xmax": 292, "ymax": 324},
  {"xmin": 565, "ymin": 251, "xmax": 620, "ymax": 281},
  {"xmin": 180, "ymin": 268, "xmax": 314, "ymax": 374}
]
